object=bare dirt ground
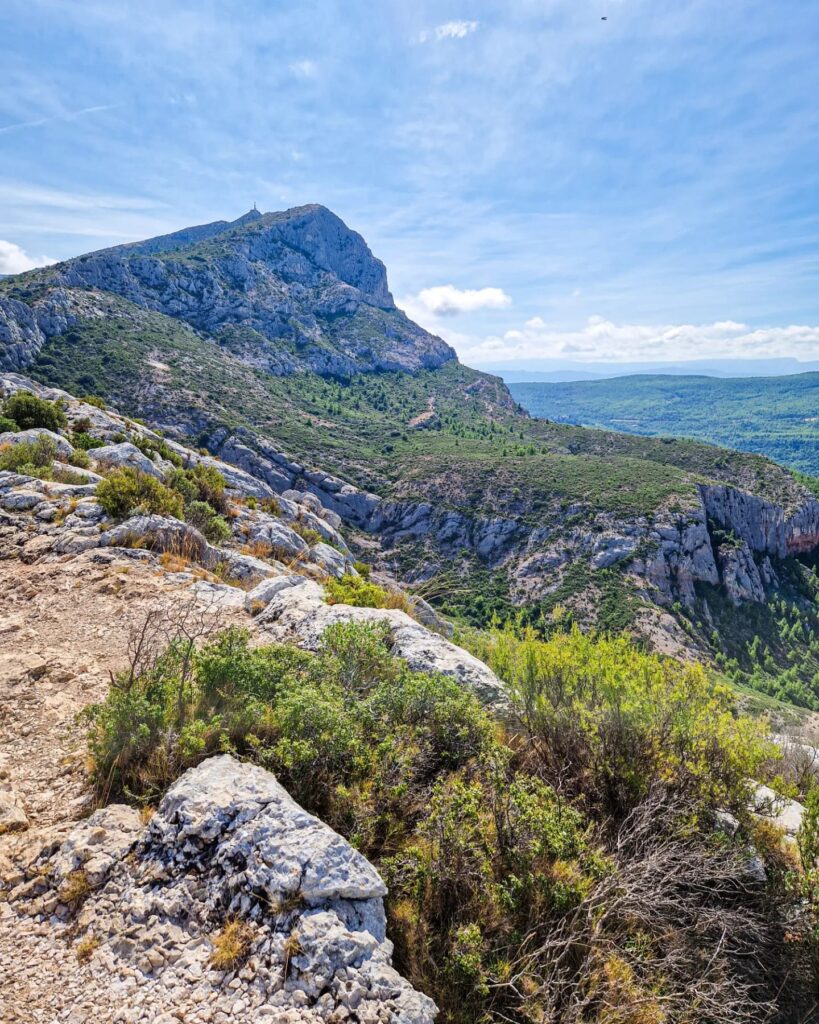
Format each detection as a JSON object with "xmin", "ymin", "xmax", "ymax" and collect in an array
[{"xmin": 0, "ymin": 538, "xmax": 250, "ymax": 1023}]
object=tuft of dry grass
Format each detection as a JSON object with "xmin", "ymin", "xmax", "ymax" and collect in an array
[
  {"xmin": 209, "ymin": 919, "xmax": 256, "ymax": 971},
  {"xmin": 60, "ymin": 869, "xmax": 92, "ymax": 910},
  {"xmin": 282, "ymin": 928, "xmax": 303, "ymax": 976},
  {"xmin": 76, "ymin": 934, "xmax": 101, "ymax": 963}
]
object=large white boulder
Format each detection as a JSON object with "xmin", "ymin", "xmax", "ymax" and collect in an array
[
  {"xmin": 91, "ymin": 441, "xmax": 165, "ymax": 480},
  {"xmin": 10, "ymin": 755, "xmax": 437, "ymax": 1024}
]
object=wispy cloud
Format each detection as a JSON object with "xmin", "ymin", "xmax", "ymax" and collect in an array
[
  {"xmin": 0, "ymin": 104, "xmax": 116, "ymax": 135},
  {"xmin": 418, "ymin": 20, "xmax": 479, "ymax": 43},
  {"xmin": 0, "ymin": 183, "xmax": 164, "ymax": 212},
  {"xmin": 0, "ymin": 240, "xmax": 55, "ymax": 274}
]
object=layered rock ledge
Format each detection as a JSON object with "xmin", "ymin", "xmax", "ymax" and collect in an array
[{"xmin": 4, "ymin": 755, "xmax": 437, "ymax": 1024}]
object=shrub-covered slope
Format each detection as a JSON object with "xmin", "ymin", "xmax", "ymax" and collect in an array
[{"xmin": 4, "ymin": 208, "xmax": 819, "ymax": 706}]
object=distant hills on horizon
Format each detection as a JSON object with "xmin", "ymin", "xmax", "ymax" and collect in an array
[
  {"xmin": 510, "ymin": 370, "xmax": 819, "ymax": 477},
  {"xmin": 472, "ymin": 357, "xmax": 819, "ymax": 383}
]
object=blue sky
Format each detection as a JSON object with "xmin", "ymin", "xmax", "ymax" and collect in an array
[{"xmin": 2, "ymin": 0, "xmax": 819, "ymax": 366}]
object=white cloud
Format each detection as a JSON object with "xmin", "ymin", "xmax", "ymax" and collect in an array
[
  {"xmin": 456, "ymin": 316, "xmax": 819, "ymax": 363},
  {"xmin": 411, "ymin": 284, "xmax": 511, "ymax": 316},
  {"xmin": 0, "ymin": 240, "xmax": 55, "ymax": 275},
  {"xmin": 418, "ymin": 20, "xmax": 479, "ymax": 43},
  {"xmin": 289, "ymin": 59, "xmax": 317, "ymax": 78}
]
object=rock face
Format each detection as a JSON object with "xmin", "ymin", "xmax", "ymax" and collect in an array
[
  {"xmin": 0, "ymin": 205, "xmax": 455, "ymax": 378},
  {"xmin": 8, "ymin": 756, "xmax": 437, "ymax": 1024},
  {"xmin": 0, "ymin": 777, "xmax": 28, "ymax": 835},
  {"xmin": 0, "ymin": 372, "xmax": 357, "ymax": 585},
  {"xmin": 91, "ymin": 442, "xmax": 166, "ymax": 480}
]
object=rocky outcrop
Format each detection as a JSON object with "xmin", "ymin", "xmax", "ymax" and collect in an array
[
  {"xmin": 0, "ymin": 775, "xmax": 28, "ymax": 835},
  {"xmin": 0, "ymin": 205, "xmax": 455, "ymax": 378},
  {"xmin": 91, "ymin": 442, "xmax": 166, "ymax": 480},
  {"xmin": 0, "ymin": 427, "xmax": 74, "ymax": 460},
  {"xmin": 7, "ymin": 756, "xmax": 437, "ymax": 1023},
  {"xmin": 255, "ymin": 578, "xmax": 509, "ymax": 712}
]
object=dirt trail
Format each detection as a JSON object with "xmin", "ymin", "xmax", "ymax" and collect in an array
[{"xmin": 0, "ymin": 539, "xmax": 250, "ymax": 1023}]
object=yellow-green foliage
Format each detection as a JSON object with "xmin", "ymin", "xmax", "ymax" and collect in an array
[
  {"xmin": 468, "ymin": 626, "xmax": 776, "ymax": 816},
  {"xmin": 96, "ymin": 467, "xmax": 184, "ymax": 521},
  {"xmin": 325, "ymin": 573, "xmax": 412, "ymax": 614},
  {"xmin": 86, "ymin": 620, "xmax": 808, "ymax": 1023},
  {"xmin": 0, "ymin": 434, "xmax": 57, "ymax": 475}
]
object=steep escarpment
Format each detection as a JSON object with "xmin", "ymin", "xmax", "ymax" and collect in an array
[{"xmin": 0, "ymin": 205, "xmax": 455, "ymax": 378}]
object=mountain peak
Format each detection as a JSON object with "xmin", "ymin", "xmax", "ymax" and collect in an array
[
  {"xmin": 232, "ymin": 207, "xmax": 263, "ymax": 226},
  {"xmin": 0, "ymin": 204, "xmax": 456, "ymax": 378}
]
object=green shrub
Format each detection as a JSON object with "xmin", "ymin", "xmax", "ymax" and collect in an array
[
  {"xmin": 132, "ymin": 434, "xmax": 184, "ymax": 468},
  {"xmin": 467, "ymin": 625, "xmax": 776, "ymax": 818},
  {"xmin": 84, "ymin": 619, "xmax": 814, "ymax": 1023},
  {"xmin": 2, "ymin": 391, "xmax": 66, "ymax": 432},
  {"xmin": 0, "ymin": 415, "xmax": 18, "ymax": 433},
  {"xmin": 799, "ymin": 784, "xmax": 819, "ymax": 871},
  {"xmin": 96, "ymin": 467, "xmax": 184, "ymax": 521},
  {"xmin": 325, "ymin": 573, "xmax": 412, "ymax": 614},
  {"xmin": 165, "ymin": 464, "xmax": 229, "ymax": 542},
  {"xmin": 185, "ymin": 500, "xmax": 231, "ymax": 544},
  {"xmin": 290, "ymin": 519, "xmax": 323, "ymax": 546},
  {"xmin": 80, "ymin": 395, "xmax": 106, "ymax": 409},
  {"xmin": 168, "ymin": 463, "xmax": 227, "ymax": 511},
  {"xmin": 68, "ymin": 448, "xmax": 92, "ymax": 469},
  {"xmin": 71, "ymin": 431, "xmax": 105, "ymax": 451},
  {"xmin": 0, "ymin": 435, "xmax": 58, "ymax": 477}
]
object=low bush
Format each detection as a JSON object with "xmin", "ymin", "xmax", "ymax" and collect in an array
[
  {"xmin": 0, "ymin": 415, "xmax": 18, "ymax": 433},
  {"xmin": 325, "ymin": 573, "xmax": 412, "ymax": 614},
  {"xmin": 79, "ymin": 394, "xmax": 106, "ymax": 409},
  {"xmin": 96, "ymin": 467, "xmax": 184, "ymax": 521},
  {"xmin": 468, "ymin": 625, "xmax": 775, "ymax": 819},
  {"xmin": 165, "ymin": 464, "xmax": 230, "ymax": 541},
  {"xmin": 0, "ymin": 435, "xmax": 58, "ymax": 477},
  {"xmin": 259, "ymin": 496, "xmax": 281, "ymax": 515},
  {"xmin": 167, "ymin": 464, "xmax": 227, "ymax": 513},
  {"xmin": 290, "ymin": 519, "xmax": 323, "ymax": 546},
  {"xmin": 2, "ymin": 391, "xmax": 66, "ymax": 432},
  {"xmin": 85, "ymin": 618, "xmax": 809, "ymax": 1022},
  {"xmin": 67, "ymin": 448, "xmax": 92, "ymax": 469},
  {"xmin": 132, "ymin": 434, "xmax": 184, "ymax": 468},
  {"xmin": 185, "ymin": 499, "xmax": 231, "ymax": 544},
  {"xmin": 71, "ymin": 431, "xmax": 106, "ymax": 451}
]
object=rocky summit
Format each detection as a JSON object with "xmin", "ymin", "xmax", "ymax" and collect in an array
[{"xmin": 0, "ymin": 205, "xmax": 454, "ymax": 378}]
